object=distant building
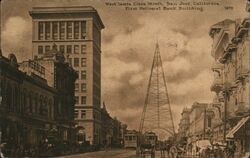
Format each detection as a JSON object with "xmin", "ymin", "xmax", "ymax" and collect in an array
[
  {"xmin": 29, "ymin": 6, "xmax": 105, "ymax": 145},
  {"xmin": 178, "ymin": 108, "xmax": 191, "ymax": 138},
  {"xmin": 100, "ymin": 102, "xmax": 126, "ymax": 147},
  {"xmin": 112, "ymin": 118, "xmax": 123, "ymax": 147},
  {"xmin": 186, "ymin": 102, "xmax": 209, "ymax": 155},
  {"xmin": 100, "ymin": 102, "xmax": 114, "ymax": 146},
  {"xmin": 209, "ymin": 14, "xmax": 250, "ymax": 156}
]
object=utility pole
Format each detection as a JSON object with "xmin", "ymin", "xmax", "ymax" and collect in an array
[
  {"xmin": 203, "ymin": 107, "xmax": 206, "ymax": 139},
  {"xmin": 223, "ymin": 89, "xmax": 228, "ymax": 142}
]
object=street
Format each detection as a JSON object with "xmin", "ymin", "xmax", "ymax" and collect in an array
[
  {"xmin": 55, "ymin": 149, "xmax": 137, "ymax": 158},
  {"xmin": 55, "ymin": 149, "xmax": 168, "ymax": 158}
]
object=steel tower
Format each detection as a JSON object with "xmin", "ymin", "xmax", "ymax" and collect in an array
[{"xmin": 139, "ymin": 43, "xmax": 175, "ymax": 139}]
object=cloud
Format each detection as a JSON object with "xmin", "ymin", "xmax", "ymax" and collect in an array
[
  {"xmin": 163, "ymin": 57, "xmax": 192, "ymax": 77},
  {"xmin": 1, "ymin": 0, "xmax": 248, "ymax": 132},
  {"xmin": 2, "ymin": 16, "xmax": 32, "ymax": 60},
  {"xmin": 169, "ymin": 70, "xmax": 213, "ymax": 97}
]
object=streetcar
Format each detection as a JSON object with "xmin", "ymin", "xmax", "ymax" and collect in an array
[{"xmin": 124, "ymin": 130, "xmax": 139, "ymax": 149}]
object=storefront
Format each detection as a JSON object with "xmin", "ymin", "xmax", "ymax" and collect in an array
[{"xmin": 226, "ymin": 116, "xmax": 250, "ymax": 157}]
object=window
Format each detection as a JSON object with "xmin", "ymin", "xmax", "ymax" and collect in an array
[
  {"xmin": 76, "ymin": 71, "xmax": 79, "ymax": 78},
  {"xmin": 52, "ymin": 22, "xmax": 58, "ymax": 40},
  {"xmin": 59, "ymin": 45, "xmax": 65, "ymax": 54},
  {"xmin": 74, "ymin": 21, "xmax": 80, "ymax": 39},
  {"xmin": 81, "ymin": 70, "xmax": 86, "ymax": 79},
  {"xmin": 75, "ymin": 83, "xmax": 79, "ymax": 92},
  {"xmin": 81, "ymin": 21, "xmax": 86, "ymax": 39},
  {"xmin": 45, "ymin": 22, "xmax": 50, "ymax": 40},
  {"xmin": 38, "ymin": 22, "xmax": 44, "ymax": 40},
  {"xmin": 67, "ymin": 21, "xmax": 73, "ymax": 39},
  {"xmin": 81, "ymin": 45, "xmax": 87, "ymax": 54},
  {"xmin": 63, "ymin": 131, "xmax": 68, "ymax": 141},
  {"xmin": 74, "ymin": 45, "xmax": 79, "ymax": 54},
  {"xmin": 81, "ymin": 96, "xmax": 86, "ymax": 104},
  {"xmin": 81, "ymin": 83, "xmax": 86, "ymax": 92},
  {"xmin": 74, "ymin": 58, "xmax": 79, "ymax": 67},
  {"xmin": 74, "ymin": 110, "xmax": 78, "ymax": 119},
  {"xmin": 38, "ymin": 46, "xmax": 43, "ymax": 54},
  {"xmin": 75, "ymin": 96, "xmax": 79, "ymax": 104},
  {"xmin": 59, "ymin": 22, "xmax": 65, "ymax": 39},
  {"xmin": 45, "ymin": 45, "xmax": 50, "ymax": 53},
  {"xmin": 68, "ymin": 58, "xmax": 72, "ymax": 66},
  {"xmin": 67, "ymin": 45, "xmax": 72, "ymax": 54},
  {"xmin": 81, "ymin": 58, "xmax": 87, "ymax": 67},
  {"xmin": 81, "ymin": 110, "xmax": 86, "ymax": 119},
  {"xmin": 207, "ymin": 117, "xmax": 212, "ymax": 128}
]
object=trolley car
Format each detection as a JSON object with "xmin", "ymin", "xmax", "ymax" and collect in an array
[{"xmin": 124, "ymin": 130, "xmax": 139, "ymax": 148}]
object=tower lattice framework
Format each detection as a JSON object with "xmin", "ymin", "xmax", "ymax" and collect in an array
[{"xmin": 139, "ymin": 43, "xmax": 175, "ymax": 139}]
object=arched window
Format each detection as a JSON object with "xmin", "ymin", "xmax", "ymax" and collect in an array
[
  {"xmin": 14, "ymin": 86, "xmax": 19, "ymax": 112},
  {"xmin": 44, "ymin": 97, "xmax": 48, "ymax": 117},
  {"xmin": 39, "ymin": 95, "xmax": 43, "ymax": 115},
  {"xmin": 23, "ymin": 89, "xmax": 27, "ymax": 114},
  {"xmin": 6, "ymin": 83, "xmax": 12, "ymax": 111},
  {"xmin": 48, "ymin": 99, "xmax": 52, "ymax": 119},
  {"xmin": 29, "ymin": 92, "xmax": 33, "ymax": 113},
  {"xmin": 35, "ymin": 94, "xmax": 38, "ymax": 114}
]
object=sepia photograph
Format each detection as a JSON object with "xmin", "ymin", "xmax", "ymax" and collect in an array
[{"xmin": 0, "ymin": 0, "xmax": 250, "ymax": 157}]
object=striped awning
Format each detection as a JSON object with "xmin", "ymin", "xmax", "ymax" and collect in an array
[{"xmin": 226, "ymin": 116, "xmax": 250, "ymax": 139}]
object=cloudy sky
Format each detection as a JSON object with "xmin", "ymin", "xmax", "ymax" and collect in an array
[{"xmin": 1, "ymin": 0, "xmax": 248, "ymax": 131}]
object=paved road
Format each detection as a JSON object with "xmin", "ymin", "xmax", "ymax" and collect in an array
[
  {"xmin": 55, "ymin": 149, "xmax": 169, "ymax": 158},
  {"xmin": 56, "ymin": 149, "xmax": 137, "ymax": 158}
]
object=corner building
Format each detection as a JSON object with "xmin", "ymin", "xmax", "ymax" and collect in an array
[
  {"xmin": 209, "ymin": 17, "xmax": 250, "ymax": 156},
  {"xmin": 29, "ymin": 6, "xmax": 104, "ymax": 145}
]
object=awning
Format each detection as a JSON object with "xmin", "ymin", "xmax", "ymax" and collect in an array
[
  {"xmin": 196, "ymin": 140, "xmax": 212, "ymax": 149},
  {"xmin": 226, "ymin": 116, "xmax": 250, "ymax": 139}
]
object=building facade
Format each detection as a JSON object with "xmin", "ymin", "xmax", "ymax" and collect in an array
[
  {"xmin": 19, "ymin": 45, "xmax": 77, "ymax": 143},
  {"xmin": 0, "ymin": 49, "xmax": 77, "ymax": 152},
  {"xmin": 178, "ymin": 108, "xmax": 191, "ymax": 139},
  {"xmin": 209, "ymin": 15, "xmax": 250, "ymax": 156},
  {"xmin": 29, "ymin": 6, "xmax": 104, "ymax": 145},
  {"xmin": 100, "ymin": 103, "xmax": 126, "ymax": 147}
]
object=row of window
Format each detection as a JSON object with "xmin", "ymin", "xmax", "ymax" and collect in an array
[
  {"xmin": 28, "ymin": 60, "xmax": 45, "ymax": 75},
  {"xmin": 68, "ymin": 58, "xmax": 87, "ymax": 67},
  {"xmin": 124, "ymin": 136, "xmax": 137, "ymax": 141},
  {"xmin": 75, "ymin": 83, "xmax": 87, "ymax": 92},
  {"xmin": 38, "ymin": 21, "xmax": 87, "ymax": 40},
  {"xmin": 76, "ymin": 70, "xmax": 87, "ymax": 80},
  {"xmin": 38, "ymin": 44, "xmax": 87, "ymax": 55},
  {"xmin": 2, "ymin": 83, "xmax": 53, "ymax": 119},
  {"xmin": 74, "ymin": 110, "xmax": 86, "ymax": 119},
  {"xmin": 75, "ymin": 96, "xmax": 87, "ymax": 105}
]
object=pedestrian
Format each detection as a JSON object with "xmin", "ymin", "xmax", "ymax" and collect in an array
[
  {"xmin": 169, "ymin": 146, "xmax": 177, "ymax": 158},
  {"xmin": 229, "ymin": 142, "xmax": 236, "ymax": 158},
  {"xmin": 0, "ymin": 143, "xmax": 6, "ymax": 158}
]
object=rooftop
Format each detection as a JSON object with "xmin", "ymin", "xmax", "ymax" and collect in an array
[{"xmin": 29, "ymin": 6, "xmax": 104, "ymax": 29}]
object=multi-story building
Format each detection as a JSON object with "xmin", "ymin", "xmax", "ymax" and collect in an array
[
  {"xmin": 100, "ymin": 102, "xmax": 126, "ymax": 147},
  {"xmin": 209, "ymin": 10, "xmax": 250, "ymax": 156},
  {"xmin": 178, "ymin": 108, "xmax": 191, "ymax": 139},
  {"xmin": 100, "ymin": 103, "xmax": 114, "ymax": 146},
  {"xmin": 186, "ymin": 102, "xmax": 213, "ymax": 155},
  {"xmin": 19, "ymin": 45, "xmax": 77, "ymax": 142},
  {"xmin": 0, "ymin": 48, "xmax": 77, "ymax": 153},
  {"xmin": 177, "ymin": 102, "xmax": 223, "ymax": 155},
  {"xmin": 29, "ymin": 6, "xmax": 105, "ymax": 145}
]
